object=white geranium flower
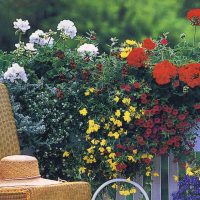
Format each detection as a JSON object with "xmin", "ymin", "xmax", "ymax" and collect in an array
[
  {"xmin": 29, "ymin": 30, "xmax": 54, "ymax": 46},
  {"xmin": 24, "ymin": 43, "xmax": 36, "ymax": 51},
  {"xmin": 57, "ymin": 20, "xmax": 77, "ymax": 39},
  {"xmin": 77, "ymin": 43, "xmax": 99, "ymax": 57},
  {"xmin": 13, "ymin": 19, "xmax": 30, "ymax": 33},
  {"xmin": 4, "ymin": 63, "xmax": 28, "ymax": 83},
  {"xmin": 15, "ymin": 43, "xmax": 20, "ymax": 48}
]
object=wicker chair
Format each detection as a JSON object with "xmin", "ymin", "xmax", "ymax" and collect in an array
[{"xmin": 0, "ymin": 83, "xmax": 91, "ymax": 200}]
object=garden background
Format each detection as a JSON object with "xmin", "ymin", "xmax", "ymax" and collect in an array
[{"xmin": 0, "ymin": 0, "xmax": 200, "ymax": 51}]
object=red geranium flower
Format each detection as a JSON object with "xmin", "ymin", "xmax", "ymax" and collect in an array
[
  {"xmin": 160, "ymin": 38, "xmax": 168, "ymax": 46},
  {"xmin": 178, "ymin": 63, "xmax": 200, "ymax": 88},
  {"xmin": 133, "ymin": 82, "xmax": 141, "ymax": 89},
  {"xmin": 126, "ymin": 48, "xmax": 148, "ymax": 68},
  {"xmin": 153, "ymin": 60, "xmax": 177, "ymax": 85},
  {"xmin": 187, "ymin": 9, "xmax": 200, "ymax": 26},
  {"xmin": 142, "ymin": 38, "xmax": 157, "ymax": 50}
]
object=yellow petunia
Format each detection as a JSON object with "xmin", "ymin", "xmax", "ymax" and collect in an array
[
  {"xmin": 114, "ymin": 96, "xmax": 120, "ymax": 103},
  {"xmin": 115, "ymin": 110, "xmax": 121, "ymax": 117},
  {"xmin": 84, "ymin": 91, "xmax": 90, "ymax": 96},
  {"xmin": 127, "ymin": 156, "xmax": 136, "ymax": 162},
  {"xmin": 79, "ymin": 167, "xmax": 86, "ymax": 173},
  {"xmin": 99, "ymin": 147, "xmax": 105, "ymax": 153},
  {"xmin": 106, "ymin": 147, "xmax": 112, "ymax": 153},
  {"xmin": 79, "ymin": 108, "xmax": 88, "ymax": 116},
  {"xmin": 126, "ymin": 40, "xmax": 137, "ymax": 45},
  {"xmin": 89, "ymin": 88, "xmax": 95, "ymax": 93},
  {"xmin": 100, "ymin": 139, "xmax": 106, "ymax": 146},
  {"xmin": 153, "ymin": 172, "xmax": 159, "ymax": 177},
  {"xmin": 173, "ymin": 175, "xmax": 179, "ymax": 182},
  {"xmin": 109, "ymin": 153, "xmax": 116, "ymax": 159},
  {"xmin": 63, "ymin": 151, "xmax": 70, "ymax": 158},
  {"xmin": 122, "ymin": 98, "xmax": 131, "ymax": 106},
  {"xmin": 129, "ymin": 106, "xmax": 136, "ymax": 113},
  {"xmin": 123, "ymin": 111, "xmax": 131, "ymax": 123}
]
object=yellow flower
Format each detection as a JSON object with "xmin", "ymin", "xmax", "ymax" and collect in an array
[
  {"xmin": 87, "ymin": 146, "xmax": 95, "ymax": 154},
  {"xmin": 100, "ymin": 139, "xmax": 106, "ymax": 146},
  {"xmin": 186, "ymin": 166, "xmax": 194, "ymax": 176},
  {"xmin": 122, "ymin": 98, "xmax": 131, "ymax": 105},
  {"xmin": 86, "ymin": 120, "xmax": 100, "ymax": 134},
  {"xmin": 135, "ymin": 113, "xmax": 141, "ymax": 119},
  {"xmin": 104, "ymin": 123, "xmax": 110, "ymax": 130},
  {"xmin": 112, "ymin": 184, "xmax": 118, "ymax": 189},
  {"xmin": 153, "ymin": 172, "xmax": 159, "ymax": 177},
  {"xmin": 140, "ymin": 109, "xmax": 145, "ymax": 115},
  {"xmin": 119, "ymin": 190, "xmax": 130, "ymax": 196},
  {"xmin": 173, "ymin": 175, "xmax": 179, "ymax": 182},
  {"xmin": 84, "ymin": 91, "xmax": 90, "ymax": 96},
  {"xmin": 63, "ymin": 151, "xmax": 70, "ymax": 158},
  {"xmin": 129, "ymin": 106, "xmax": 136, "ymax": 113},
  {"xmin": 130, "ymin": 188, "xmax": 137, "ymax": 194},
  {"xmin": 79, "ymin": 167, "xmax": 86, "ymax": 173},
  {"xmin": 99, "ymin": 147, "xmax": 105, "ymax": 153},
  {"xmin": 89, "ymin": 88, "xmax": 95, "ymax": 93},
  {"xmin": 114, "ymin": 96, "xmax": 120, "ymax": 103},
  {"xmin": 114, "ymin": 120, "xmax": 122, "ymax": 127},
  {"xmin": 79, "ymin": 108, "xmax": 88, "ymax": 116},
  {"xmin": 126, "ymin": 177, "xmax": 131, "ymax": 182},
  {"xmin": 91, "ymin": 139, "xmax": 99, "ymax": 145},
  {"xmin": 123, "ymin": 111, "xmax": 131, "ymax": 123},
  {"xmin": 133, "ymin": 149, "xmax": 138, "ymax": 154},
  {"xmin": 126, "ymin": 40, "xmax": 137, "ymax": 45},
  {"xmin": 120, "ymin": 51, "xmax": 130, "ymax": 58},
  {"xmin": 146, "ymin": 171, "xmax": 151, "ymax": 176},
  {"xmin": 113, "ymin": 132, "xmax": 120, "ymax": 139},
  {"xmin": 115, "ymin": 110, "xmax": 121, "ymax": 117},
  {"xmin": 127, "ymin": 156, "xmax": 136, "ymax": 162},
  {"xmin": 106, "ymin": 147, "xmax": 112, "ymax": 153},
  {"xmin": 109, "ymin": 153, "xmax": 116, "ymax": 159}
]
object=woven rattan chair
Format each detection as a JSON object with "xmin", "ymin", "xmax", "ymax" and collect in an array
[{"xmin": 0, "ymin": 83, "xmax": 91, "ymax": 200}]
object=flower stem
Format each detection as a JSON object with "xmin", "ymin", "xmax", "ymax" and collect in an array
[{"xmin": 193, "ymin": 26, "xmax": 197, "ymax": 47}]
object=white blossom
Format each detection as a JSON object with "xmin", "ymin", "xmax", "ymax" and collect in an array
[
  {"xmin": 29, "ymin": 30, "xmax": 54, "ymax": 46},
  {"xmin": 57, "ymin": 20, "xmax": 77, "ymax": 39},
  {"xmin": 4, "ymin": 63, "xmax": 28, "ymax": 83},
  {"xmin": 13, "ymin": 19, "xmax": 30, "ymax": 33},
  {"xmin": 24, "ymin": 43, "xmax": 36, "ymax": 51},
  {"xmin": 77, "ymin": 43, "xmax": 99, "ymax": 57}
]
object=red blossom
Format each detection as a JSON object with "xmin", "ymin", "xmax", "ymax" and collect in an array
[
  {"xmin": 133, "ymin": 82, "xmax": 141, "ymax": 89},
  {"xmin": 142, "ymin": 38, "xmax": 157, "ymax": 50},
  {"xmin": 153, "ymin": 60, "xmax": 177, "ymax": 85},
  {"xmin": 160, "ymin": 38, "xmax": 168, "ymax": 46},
  {"xmin": 116, "ymin": 163, "xmax": 127, "ymax": 172},
  {"xmin": 178, "ymin": 63, "xmax": 200, "ymax": 88},
  {"xmin": 187, "ymin": 9, "xmax": 200, "ymax": 26},
  {"xmin": 127, "ymin": 48, "xmax": 148, "ymax": 68},
  {"xmin": 120, "ymin": 84, "xmax": 132, "ymax": 92}
]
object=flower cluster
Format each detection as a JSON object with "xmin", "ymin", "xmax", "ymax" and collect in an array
[
  {"xmin": 126, "ymin": 48, "xmax": 148, "ymax": 67},
  {"xmin": 13, "ymin": 19, "xmax": 30, "ymax": 33},
  {"xmin": 77, "ymin": 43, "xmax": 99, "ymax": 57},
  {"xmin": 29, "ymin": 30, "xmax": 54, "ymax": 46},
  {"xmin": 172, "ymin": 175, "xmax": 200, "ymax": 200},
  {"xmin": 178, "ymin": 63, "xmax": 200, "ymax": 88},
  {"xmin": 153, "ymin": 60, "xmax": 177, "ymax": 85},
  {"xmin": 4, "ymin": 63, "xmax": 27, "ymax": 83},
  {"xmin": 57, "ymin": 20, "xmax": 77, "ymax": 39}
]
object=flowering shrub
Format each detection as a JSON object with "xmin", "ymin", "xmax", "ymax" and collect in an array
[{"xmin": 1, "ymin": 10, "xmax": 200, "ymax": 192}]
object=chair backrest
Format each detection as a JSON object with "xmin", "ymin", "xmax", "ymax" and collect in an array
[{"xmin": 0, "ymin": 83, "xmax": 20, "ymax": 160}]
